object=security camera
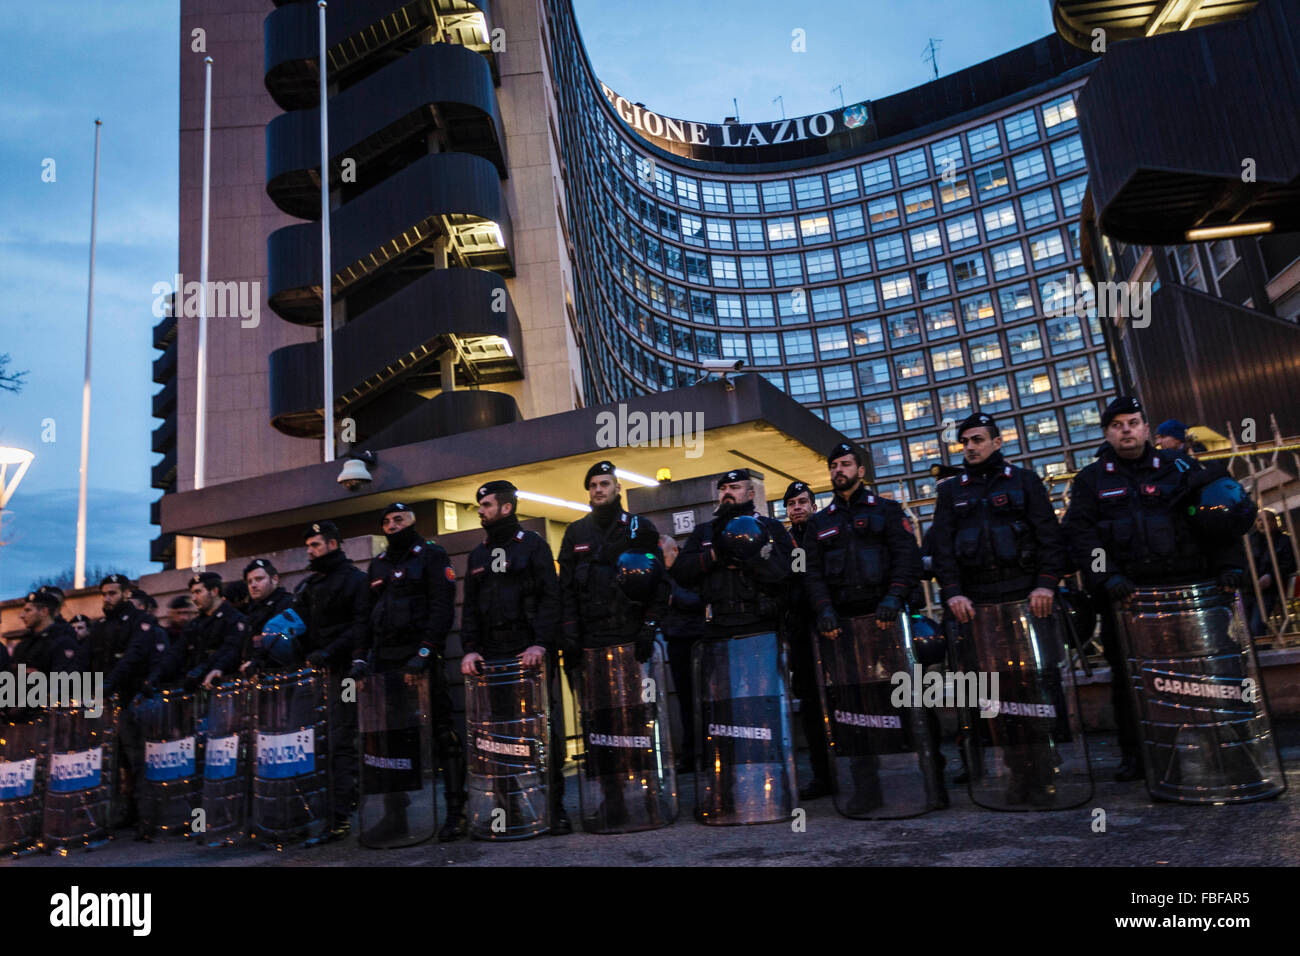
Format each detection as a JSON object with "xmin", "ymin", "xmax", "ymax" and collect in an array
[
  {"xmin": 701, "ymin": 359, "xmax": 745, "ymax": 372},
  {"xmin": 337, "ymin": 450, "xmax": 377, "ymax": 491}
]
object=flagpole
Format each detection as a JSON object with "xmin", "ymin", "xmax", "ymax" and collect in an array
[
  {"xmin": 319, "ymin": 1, "xmax": 335, "ymax": 462},
  {"xmin": 192, "ymin": 55, "xmax": 213, "ymax": 571},
  {"xmin": 74, "ymin": 119, "xmax": 102, "ymax": 591}
]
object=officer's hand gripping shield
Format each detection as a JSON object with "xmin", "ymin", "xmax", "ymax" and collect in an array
[
  {"xmin": 813, "ymin": 612, "xmax": 944, "ymax": 819},
  {"xmin": 199, "ymin": 677, "xmax": 253, "ymax": 846},
  {"xmin": 465, "ymin": 656, "xmax": 551, "ymax": 840},
  {"xmin": 954, "ymin": 600, "xmax": 1092, "ymax": 811},
  {"xmin": 1, "ymin": 711, "xmax": 47, "ymax": 855},
  {"xmin": 249, "ymin": 666, "xmax": 331, "ymax": 847},
  {"xmin": 575, "ymin": 637, "xmax": 677, "ymax": 833},
  {"xmin": 42, "ymin": 700, "xmax": 117, "ymax": 852},
  {"xmin": 1115, "ymin": 582, "xmax": 1285, "ymax": 803},
  {"xmin": 133, "ymin": 687, "xmax": 201, "ymax": 838},
  {"xmin": 357, "ymin": 670, "xmax": 436, "ymax": 848},
  {"xmin": 692, "ymin": 630, "xmax": 797, "ymax": 825}
]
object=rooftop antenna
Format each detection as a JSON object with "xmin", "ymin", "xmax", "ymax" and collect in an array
[
  {"xmin": 923, "ymin": 38, "xmax": 942, "ymax": 80},
  {"xmin": 733, "ymin": 97, "xmax": 739, "ymax": 121},
  {"xmin": 831, "ymin": 83, "xmax": 845, "ymax": 109},
  {"xmin": 772, "ymin": 94, "xmax": 785, "ymax": 119}
]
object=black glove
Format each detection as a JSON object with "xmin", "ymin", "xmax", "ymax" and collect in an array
[
  {"xmin": 405, "ymin": 647, "xmax": 434, "ymax": 672},
  {"xmin": 348, "ymin": 659, "xmax": 372, "ymax": 679},
  {"xmin": 1217, "ymin": 568, "xmax": 1245, "ymax": 591},
  {"xmin": 875, "ymin": 593, "xmax": 904, "ymax": 625},
  {"xmin": 305, "ymin": 649, "xmax": 330, "ymax": 670},
  {"xmin": 634, "ymin": 637, "xmax": 654, "ymax": 663},
  {"xmin": 1104, "ymin": 575, "xmax": 1137, "ymax": 602},
  {"xmin": 184, "ymin": 666, "xmax": 205, "ymax": 692},
  {"xmin": 816, "ymin": 606, "xmax": 839, "ymax": 636},
  {"xmin": 138, "ymin": 680, "xmax": 156, "ymax": 699}
]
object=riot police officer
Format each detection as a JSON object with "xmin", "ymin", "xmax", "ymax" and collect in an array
[
  {"xmin": 671, "ymin": 468, "xmax": 795, "ymax": 636},
  {"xmin": 783, "ymin": 480, "xmax": 832, "ymax": 801},
  {"xmin": 358, "ymin": 502, "xmax": 466, "ymax": 842},
  {"xmin": 295, "ymin": 520, "xmax": 371, "ymax": 834},
  {"xmin": 929, "ymin": 412, "xmax": 1068, "ymax": 805},
  {"xmin": 1063, "ymin": 395, "xmax": 1248, "ymax": 782},
  {"xmin": 12, "ymin": 590, "xmax": 79, "ymax": 676},
  {"xmin": 147, "ymin": 572, "xmax": 247, "ymax": 692},
  {"xmin": 660, "ymin": 533, "xmax": 704, "ymax": 775},
  {"xmin": 238, "ymin": 558, "xmax": 295, "ymax": 672},
  {"xmin": 460, "ymin": 480, "xmax": 570, "ymax": 834}
]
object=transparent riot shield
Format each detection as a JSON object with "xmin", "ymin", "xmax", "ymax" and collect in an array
[
  {"xmin": 1115, "ymin": 582, "xmax": 1286, "ymax": 804},
  {"xmin": 357, "ymin": 670, "xmax": 436, "ymax": 849},
  {"xmin": 955, "ymin": 601, "xmax": 1092, "ymax": 811},
  {"xmin": 250, "ymin": 666, "xmax": 331, "ymax": 847},
  {"xmin": 42, "ymin": 702, "xmax": 116, "ymax": 852},
  {"xmin": 465, "ymin": 656, "xmax": 550, "ymax": 840},
  {"xmin": 200, "ymin": 678, "xmax": 252, "ymax": 847},
  {"xmin": 575, "ymin": 639, "xmax": 677, "ymax": 833},
  {"xmin": 693, "ymin": 631, "xmax": 796, "ymax": 825},
  {"xmin": 134, "ymin": 689, "xmax": 201, "ymax": 838},
  {"xmin": 1, "ymin": 713, "xmax": 47, "ymax": 855},
  {"xmin": 814, "ymin": 614, "xmax": 943, "ymax": 819}
]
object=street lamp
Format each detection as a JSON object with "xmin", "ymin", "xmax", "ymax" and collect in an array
[{"xmin": 0, "ymin": 445, "xmax": 35, "ymax": 552}]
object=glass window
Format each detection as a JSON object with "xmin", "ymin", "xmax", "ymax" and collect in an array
[
  {"xmin": 1064, "ymin": 400, "xmax": 1101, "ymax": 442},
  {"xmin": 974, "ymin": 162, "xmax": 1010, "ymax": 199},
  {"xmin": 1028, "ymin": 232, "xmax": 1066, "ymax": 268},
  {"xmin": 946, "ymin": 213, "xmax": 979, "ymax": 250},
  {"xmin": 1007, "ymin": 323, "xmax": 1044, "ymax": 363},
  {"xmin": 810, "ymin": 286, "xmax": 843, "ymax": 319},
  {"xmin": 702, "ymin": 180, "xmax": 729, "ymax": 211},
  {"xmin": 1042, "ymin": 93, "xmax": 1078, "ymax": 134},
  {"xmin": 881, "ymin": 272, "xmax": 914, "ymax": 306},
  {"xmin": 874, "ymin": 233, "xmax": 907, "ymax": 268},
  {"xmin": 1015, "ymin": 367, "xmax": 1054, "ymax": 406},
  {"xmin": 760, "ymin": 370, "xmax": 786, "ymax": 392},
  {"xmin": 1098, "ymin": 352, "xmax": 1114, "ymax": 390},
  {"xmin": 676, "ymin": 175, "xmax": 700, "ymax": 207},
  {"xmin": 805, "ymin": 249, "xmax": 837, "ymax": 282},
  {"xmin": 1054, "ymin": 355, "xmax": 1093, "ymax": 397},
  {"xmin": 787, "ymin": 367, "xmax": 821, "ymax": 400},
  {"xmin": 745, "ymin": 294, "xmax": 776, "ymax": 324},
  {"xmin": 982, "ymin": 202, "xmax": 1018, "ymax": 240},
  {"xmin": 864, "ymin": 397, "xmax": 898, "ymax": 434},
  {"xmin": 731, "ymin": 182, "xmax": 760, "ymax": 213},
  {"xmin": 669, "ymin": 284, "xmax": 690, "ymax": 319},
  {"xmin": 716, "ymin": 294, "xmax": 744, "ymax": 324},
  {"xmin": 828, "ymin": 403, "xmax": 863, "ymax": 438},
  {"xmin": 894, "ymin": 350, "xmax": 927, "ymax": 385},
  {"xmin": 1049, "ymin": 135, "xmax": 1086, "ymax": 175},
  {"xmin": 1046, "ymin": 315, "xmax": 1085, "ymax": 354},
  {"xmin": 771, "ymin": 253, "xmax": 802, "ymax": 284},
  {"xmin": 961, "ymin": 291, "xmax": 996, "ymax": 331},
  {"xmin": 736, "ymin": 219, "xmax": 765, "ymax": 249},
  {"xmin": 706, "ymin": 218, "xmax": 734, "ymax": 248},
  {"xmin": 740, "ymin": 256, "xmax": 770, "ymax": 287},
  {"xmin": 1024, "ymin": 409, "xmax": 1062, "ymax": 450},
  {"xmin": 953, "ymin": 252, "xmax": 988, "ymax": 290},
  {"xmin": 681, "ymin": 213, "xmax": 705, "ymax": 245},
  {"xmin": 833, "ymin": 204, "xmax": 866, "ymax": 238},
  {"xmin": 939, "ymin": 175, "xmax": 972, "ymax": 209},
  {"xmin": 750, "ymin": 332, "xmax": 780, "ymax": 366},
  {"xmin": 1012, "ymin": 149, "xmax": 1049, "ymax": 188},
  {"xmin": 1208, "ymin": 239, "xmax": 1239, "ymax": 277},
  {"xmin": 969, "ymin": 333, "xmax": 1004, "ymax": 373},
  {"xmin": 998, "ymin": 283, "xmax": 1036, "ymax": 321},
  {"xmin": 710, "ymin": 255, "xmax": 738, "ymax": 286},
  {"xmin": 762, "ymin": 180, "xmax": 792, "ymax": 211},
  {"xmin": 827, "ymin": 168, "xmax": 859, "ymax": 201},
  {"xmin": 696, "ymin": 327, "xmax": 719, "ymax": 355},
  {"xmin": 977, "ymin": 374, "xmax": 1012, "ymax": 412},
  {"xmin": 651, "ymin": 163, "xmax": 672, "ymax": 197},
  {"xmin": 1172, "ymin": 245, "xmax": 1205, "ymax": 291},
  {"xmin": 857, "ymin": 358, "xmax": 893, "ymax": 395},
  {"xmin": 872, "ymin": 440, "xmax": 907, "ymax": 477},
  {"xmin": 683, "ymin": 250, "xmax": 707, "ymax": 282},
  {"xmin": 839, "ymin": 241, "xmax": 872, "ymax": 277},
  {"xmin": 778, "ymin": 290, "xmax": 807, "ymax": 323},
  {"xmin": 991, "ymin": 240, "xmax": 1027, "ymax": 279},
  {"xmin": 889, "ymin": 310, "xmax": 922, "ymax": 347},
  {"xmin": 909, "ymin": 224, "xmax": 943, "ymax": 258},
  {"xmin": 1020, "ymin": 189, "xmax": 1057, "ymax": 229},
  {"xmin": 852, "ymin": 317, "xmax": 885, "ymax": 353},
  {"xmin": 923, "ymin": 302, "xmax": 957, "ymax": 339},
  {"xmin": 931, "ymin": 343, "xmax": 966, "ymax": 380},
  {"xmin": 999, "ymin": 421, "xmax": 1022, "ymax": 457},
  {"xmin": 692, "ymin": 292, "xmax": 716, "ymax": 325},
  {"xmin": 721, "ymin": 333, "xmax": 748, "ymax": 361},
  {"xmin": 658, "ymin": 206, "xmax": 680, "ymax": 238},
  {"xmin": 783, "ymin": 329, "xmax": 814, "ymax": 363},
  {"xmin": 794, "ymin": 175, "xmax": 825, "ymax": 207},
  {"xmin": 909, "ymin": 435, "xmax": 942, "ymax": 470},
  {"xmin": 799, "ymin": 212, "xmax": 832, "ymax": 243},
  {"xmin": 845, "ymin": 279, "xmax": 878, "ymax": 314},
  {"xmin": 1004, "ymin": 108, "xmax": 1039, "ymax": 148},
  {"xmin": 1058, "ymin": 175, "xmax": 1087, "ymax": 217},
  {"xmin": 868, "ymin": 196, "xmax": 900, "ymax": 230},
  {"xmin": 938, "ymin": 383, "xmax": 972, "ymax": 417},
  {"xmin": 930, "ymin": 135, "xmax": 964, "ymax": 174},
  {"xmin": 821, "ymin": 366, "xmax": 855, "ymax": 400},
  {"xmin": 1032, "ymin": 455, "xmax": 1069, "ymax": 480},
  {"xmin": 902, "ymin": 392, "xmax": 935, "ymax": 427},
  {"xmin": 917, "ymin": 263, "xmax": 950, "ymax": 299},
  {"xmin": 860, "ymin": 158, "xmax": 894, "ymax": 194},
  {"xmin": 767, "ymin": 217, "xmax": 798, "ymax": 248},
  {"xmin": 896, "ymin": 147, "xmax": 929, "ymax": 184},
  {"xmin": 966, "ymin": 122, "xmax": 1001, "ymax": 159},
  {"xmin": 903, "ymin": 185, "xmax": 936, "ymax": 221},
  {"xmin": 817, "ymin": 324, "xmax": 850, "ymax": 360}
]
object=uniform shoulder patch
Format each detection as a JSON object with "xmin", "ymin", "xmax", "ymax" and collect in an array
[
  {"xmin": 413, "ymin": 544, "xmax": 423, "ymax": 554},
  {"xmin": 370, "ymin": 578, "xmax": 384, "ymax": 588},
  {"xmin": 444, "ymin": 566, "xmax": 456, "ymax": 582},
  {"xmin": 902, "ymin": 517, "xmax": 914, "ymax": 534},
  {"xmin": 237, "ymin": 622, "xmax": 245, "ymax": 631},
  {"xmin": 141, "ymin": 622, "xmax": 149, "ymax": 630},
  {"xmin": 515, "ymin": 530, "xmax": 525, "ymax": 541},
  {"xmin": 65, "ymin": 648, "xmax": 75, "ymax": 658}
]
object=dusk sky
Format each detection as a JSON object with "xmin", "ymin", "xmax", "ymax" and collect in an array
[{"xmin": 0, "ymin": 0, "xmax": 1055, "ymax": 596}]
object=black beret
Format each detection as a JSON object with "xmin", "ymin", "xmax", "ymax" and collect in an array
[
  {"xmin": 25, "ymin": 590, "xmax": 59, "ymax": 611},
  {"xmin": 304, "ymin": 520, "xmax": 341, "ymax": 541},
  {"xmin": 584, "ymin": 460, "xmax": 616, "ymax": 488},
  {"xmin": 70, "ymin": 613, "xmax": 92, "ymax": 626},
  {"xmin": 477, "ymin": 479, "xmax": 517, "ymax": 502},
  {"xmin": 36, "ymin": 585, "xmax": 65, "ymax": 604},
  {"xmin": 243, "ymin": 557, "xmax": 278, "ymax": 578},
  {"xmin": 1102, "ymin": 395, "xmax": 1143, "ymax": 426},
  {"xmin": 189, "ymin": 571, "xmax": 223, "ymax": 590},
  {"xmin": 130, "ymin": 588, "xmax": 157, "ymax": 610},
  {"xmin": 382, "ymin": 502, "xmax": 413, "ymax": 519},
  {"xmin": 827, "ymin": 442, "xmax": 863, "ymax": 466},
  {"xmin": 99, "ymin": 573, "xmax": 132, "ymax": 588},
  {"xmin": 956, "ymin": 412, "xmax": 999, "ymax": 438},
  {"xmin": 782, "ymin": 480, "xmax": 812, "ymax": 504},
  {"xmin": 717, "ymin": 468, "xmax": 752, "ymax": 488}
]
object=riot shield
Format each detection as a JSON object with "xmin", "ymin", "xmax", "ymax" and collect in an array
[
  {"xmin": 1115, "ymin": 582, "xmax": 1286, "ymax": 803},
  {"xmin": 199, "ymin": 677, "xmax": 252, "ymax": 847},
  {"xmin": 575, "ymin": 638, "xmax": 677, "ymax": 833},
  {"xmin": 135, "ymin": 689, "xmax": 201, "ymax": 838},
  {"xmin": 814, "ymin": 614, "xmax": 943, "ymax": 819},
  {"xmin": 249, "ymin": 666, "xmax": 331, "ymax": 847},
  {"xmin": 955, "ymin": 601, "xmax": 1092, "ymax": 811},
  {"xmin": 357, "ymin": 670, "xmax": 436, "ymax": 848},
  {"xmin": 1, "ymin": 713, "xmax": 47, "ymax": 855},
  {"xmin": 42, "ymin": 702, "xmax": 116, "ymax": 852},
  {"xmin": 465, "ymin": 656, "xmax": 550, "ymax": 840},
  {"xmin": 693, "ymin": 631, "xmax": 796, "ymax": 825}
]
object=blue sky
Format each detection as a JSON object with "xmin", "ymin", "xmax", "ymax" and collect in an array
[{"xmin": 0, "ymin": 0, "xmax": 1053, "ymax": 597}]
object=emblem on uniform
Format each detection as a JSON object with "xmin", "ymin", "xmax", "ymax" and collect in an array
[
  {"xmin": 371, "ymin": 579, "xmax": 384, "ymax": 588},
  {"xmin": 395, "ymin": 570, "xmax": 404, "ymax": 579},
  {"xmin": 141, "ymin": 622, "xmax": 149, "ymax": 630},
  {"xmin": 902, "ymin": 517, "xmax": 914, "ymax": 534},
  {"xmin": 574, "ymin": 544, "xmax": 591, "ymax": 552},
  {"xmin": 65, "ymin": 649, "xmax": 75, "ymax": 658},
  {"xmin": 992, "ymin": 494, "xmax": 1008, "ymax": 506},
  {"xmin": 444, "ymin": 566, "xmax": 456, "ymax": 582},
  {"xmin": 237, "ymin": 622, "xmax": 245, "ymax": 631}
]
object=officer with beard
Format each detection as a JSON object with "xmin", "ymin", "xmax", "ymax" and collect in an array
[
  {"xmin": 238, "ymin": 558, "xmax": 295, "ymax": 673},
  {"xmin": 358, "ymin": 503, "xmax": 466, "ymax": 842},
  {"xmin": 295, "ymin": 520, "xmax": 371, "ymax": 834},
  {"xmin": 460, "ymin": 480, "xmax": 569, "ymax": 834},
  {"xmin": 147, "ymin": 572, "xmax": 247, "ymax": 692},
  {"xmin": 1063, "ymin": 396, "xmax": 1247, "ymax": 782},
  {"xmin": 783, "ymin": 480, "xmax": 832, "ymax": 800},
  {"xmin": 671, "ymin": 468, "xmax": 795, "ymax": 638}
]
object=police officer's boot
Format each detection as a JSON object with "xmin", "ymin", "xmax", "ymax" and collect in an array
[
  {"xmin": 362, "ymin": 792, "xmax": 410, "ymax": 845},
  {"xmin": 845, "ymin": 755, "xmax": 884, "ymax": 816},
  {"xmin": 437, "ymin": 744, "xmax": 468, "ymax": 842},
  {"xmin": 1114, "ymin": 748, "xmax": 1143, "ymax": 783}
]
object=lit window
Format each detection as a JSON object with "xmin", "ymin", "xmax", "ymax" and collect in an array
[
  {"xmin": 1015, "ymin": 367, "xmax": 1054, "ymax": 406},
  {"xmin": 924, "ymin": 303, "xmax": 957, "ymax": 339},
  {"xmin": 1024, "ymin": 409, "xmax": 1062, "ymax": 450},
  {"xmin": 767, "ymin": 217, "xmax": 797, "ymax": 248},
  {"xmin": 868, "ymin": 196, "xmax": 899, "ymax": 229},
  {"xmin": 871, "ymin": 440, "xmax": 907, "ymax": 477},
  {"xmin": 894, "ymin": 350, "xmax": 927, "ymax": 385},
  {"xmin": 902, "ymin": 393, "xmax": 935, "ymax": 425},
  {"xmin": 852, "ymin": 317, "xmax": 885, "ymax": 353},
  {"xmin": 946, "ymin": 213, "xmax": 979, "ymax": 250},
  {"xmin": 931, "ymin": 344, "xmax": 966, "ymax": 380},
  {"xmin": 881, "ymin": 273, "xmax": 914, "ymax": 306},
  {"xmin": 969, "ymin": 334, "xmax": 1004, "ymax": 373},
  {"xmin": 1042, "ymin": 94, "xmax": 1077, "ymax": 134},
  {"xmin": 864, "ymin": 398, "xmax": 898, "ymax": 434},
  {"xmin": 799, "ymin": 213, "xmax": 832, "ymax": 243},
  {"xmin": 991, "ymin": 241, "xmax": 1027, "ymax": 279},
  {"xmin": 889, "ymin": 311, "xmax": 921, "ymax": 347},
  {"xmin": 938, "ymin": 384, "xmax": 971, "ymax": 415},
  {"xmin": 903, "ymin": 185, "xmax": 936, "ymax": 221},
  {"xmin": 910, "ymin": 224, "xmax": 943, "ymax": 258},
  {"xmin": 909, "ymin": 435, "xmax": 942, "ymax": 469},
  {"xmin": 1055, "ymin": 356, "xmax": 1093, "ymax": 396},
  {"xmin": 939, "ymin": 175, "xmax": 972, "ymax": 209},
  {"xmin": 930, "ymin": 135, "xmax": 964, "ymax": 175},
  {"xmin": 974, "ymin": 162, "xmax": 1009, "ymax": 198},
  {"xmin": 1007, "ymin": 324, "xmax": 1044, "ymax": 363},
  {"xmin": 999, "ymin": 283, "xmax": 1036, "ymax": 321},
  {"xmin": 961, "ymin": 292, "xmax": 996, "ymax": 331},
  {"xmin": 977, "ymin": 375, "xmax": 1012, "ymax": 412}
]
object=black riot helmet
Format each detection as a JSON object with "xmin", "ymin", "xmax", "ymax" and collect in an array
[
  {"xmin": 615, "ymin": 550, "xmax": 663, "ymax": 605},
  {"xmin": 718, "ymin": 514, "xmax": 769, "ymax": 561},
  {"xmin": 908, "ymin": 615, "xmax": 946, "ymax": 667},
  {"xmin": 1186, "ymin": 475, "xmax": 1258, "ymax": 542}
]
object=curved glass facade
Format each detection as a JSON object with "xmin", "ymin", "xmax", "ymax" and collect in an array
[{"xmin": 546, "ymin": 3, "xmax": 1114, "ymax": 510}]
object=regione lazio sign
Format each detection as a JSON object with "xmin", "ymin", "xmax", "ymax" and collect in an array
[{"xmin": 600, "ymin": 82, "xmax": 872, "ymax": 152}]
